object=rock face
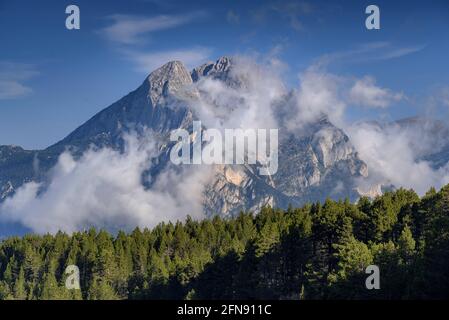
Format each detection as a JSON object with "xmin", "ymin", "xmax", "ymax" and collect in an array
[
  {"xmin": 192, "ymin": 57, "xmax": 232, "ymax": 82},
  {"xmin": 201, "ymin": 116, "xmax": 368, "ymax": 216},
  {"xmin": 0, "ymin": 57, "xmax": 383, "ymax": 225}
]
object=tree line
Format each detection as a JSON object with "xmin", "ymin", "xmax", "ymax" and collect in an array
[{"xmin": 0, "ymin": 184, "xmax": 448, "ymax": 300}]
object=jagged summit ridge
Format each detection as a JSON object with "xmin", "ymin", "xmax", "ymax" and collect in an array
[{"xmin": 191, "ymin": 56, "xmax": 233, "ymax": 82}]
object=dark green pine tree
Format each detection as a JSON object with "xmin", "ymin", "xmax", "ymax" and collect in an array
[{"xmin": 13, "ymin": 267, "xmax": 27, "ymax": 300}]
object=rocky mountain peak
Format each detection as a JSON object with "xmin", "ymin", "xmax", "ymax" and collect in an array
[
  {"xmin": 191, "ymin": 56, "xmax": 233, "ymax": 82},
  {"xmin": 210, "ymin": 56, "xmax": 232, "ymax": 73},
  {"xmin": 146, "ymin": 60, "xmax": 193, "ymax": 107}
]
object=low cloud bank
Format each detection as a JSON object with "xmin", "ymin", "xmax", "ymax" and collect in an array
[
  {"xmin": 0, "ymin": 133, "xmax": 211, "ymax": 233},
  {"xmin": 348, "ymin": 122, "xmax": 449, "ymax": 196}
]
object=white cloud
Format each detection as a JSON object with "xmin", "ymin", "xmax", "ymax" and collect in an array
[
  {"xmin": 0, "ymin": 62, "xmax": 38, "ymax": 100},
  {"xmin": 349, "ymin": 76, "xmax": 403, "ymax": 109},
  {"xmin": 286, "ymin": 67, "xmax": 347, "ymax": 131},
  {"xmin": 0, "ymin": 81, "xmax": 32, "ymax": 100},
  {"xmin": 376, "ymin": 45, "xmax": 426, "ymax": 60},
  {"xmin": 126, "ymin": 47, "xmax": 212, "ymax": 73},
  {"xmin": 283, "ymin": 66, "xmax": 404, "ymax": 132},
  {"xmin": 348, "ymin": 122, "xmax": 449, "ymax": 195},
  {"xmin": 0, "ymin": 132, "xmax": 212, "ymax": 234},
  {"xmin": 315, "ymin": 42, "xmax": 425, "ymax": 66},
  {"xmin": 99, "ymin": 12, "xmax": 206, "ymax": 45},
  {"xmin": 188, "ymin": 56, "xmax": 286, "ymax": 131},
  {"xmin": 97, "ymin": 12, "xmax": 212, "ymax": 74}
]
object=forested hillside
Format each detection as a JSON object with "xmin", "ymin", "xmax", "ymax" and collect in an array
[{"xmin": 1, "ymin": 185, "xmax": 449, "ymax": 300}]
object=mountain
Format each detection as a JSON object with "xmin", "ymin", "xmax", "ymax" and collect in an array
[
  {"xmin": 1, "ymin": 57, "xmax": 373, "ymax": 231},
  {"xmin": 0, "ymin": 61, "xmax": 195, "ymax": 200}
]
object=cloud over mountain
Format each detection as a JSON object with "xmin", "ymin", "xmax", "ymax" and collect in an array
[{"xmin": 0, "ymin": 132, "xmax": 211, "ymax": 233}]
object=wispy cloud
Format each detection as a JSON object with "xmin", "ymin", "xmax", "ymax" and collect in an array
[
  {"xmin": 0, "ymin": 132, "xmax": 212, "ymax": 233},
  {"xmin": 285, "ymin": 64, "xmax": 405, "ymax": 131},
  {"xmin": 0, "ymin": 62, "xmax": 38, "ymax": 100},
  {"xmin": 98, "ymin": 11, "xmax": 212, "ymax": 73},
  {"xmin": 316, "ymin": 42, "xmax": 426, "ymax": 66},
  {"xmin": 375, "ymin": 45, "xmax": 426, "ymax": 60},
  {"xmin": 349, "ymin": 76, "xmax": 404, "ymax": 108},
  {"xmin": 98, "ymin": 11, "xmax": 207, "ymax": 45},
  {"xmin": 315, "ymin": 42, "xmax": 389, "ymax": 66},
  {"xmin": 125, "ymin": 47, "xmax": 212, "ymax": 73}
]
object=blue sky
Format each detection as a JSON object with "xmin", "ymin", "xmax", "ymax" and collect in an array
[{"xmin": 0, "ymin": 0, "xmax": 448, "ymax": 149}]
